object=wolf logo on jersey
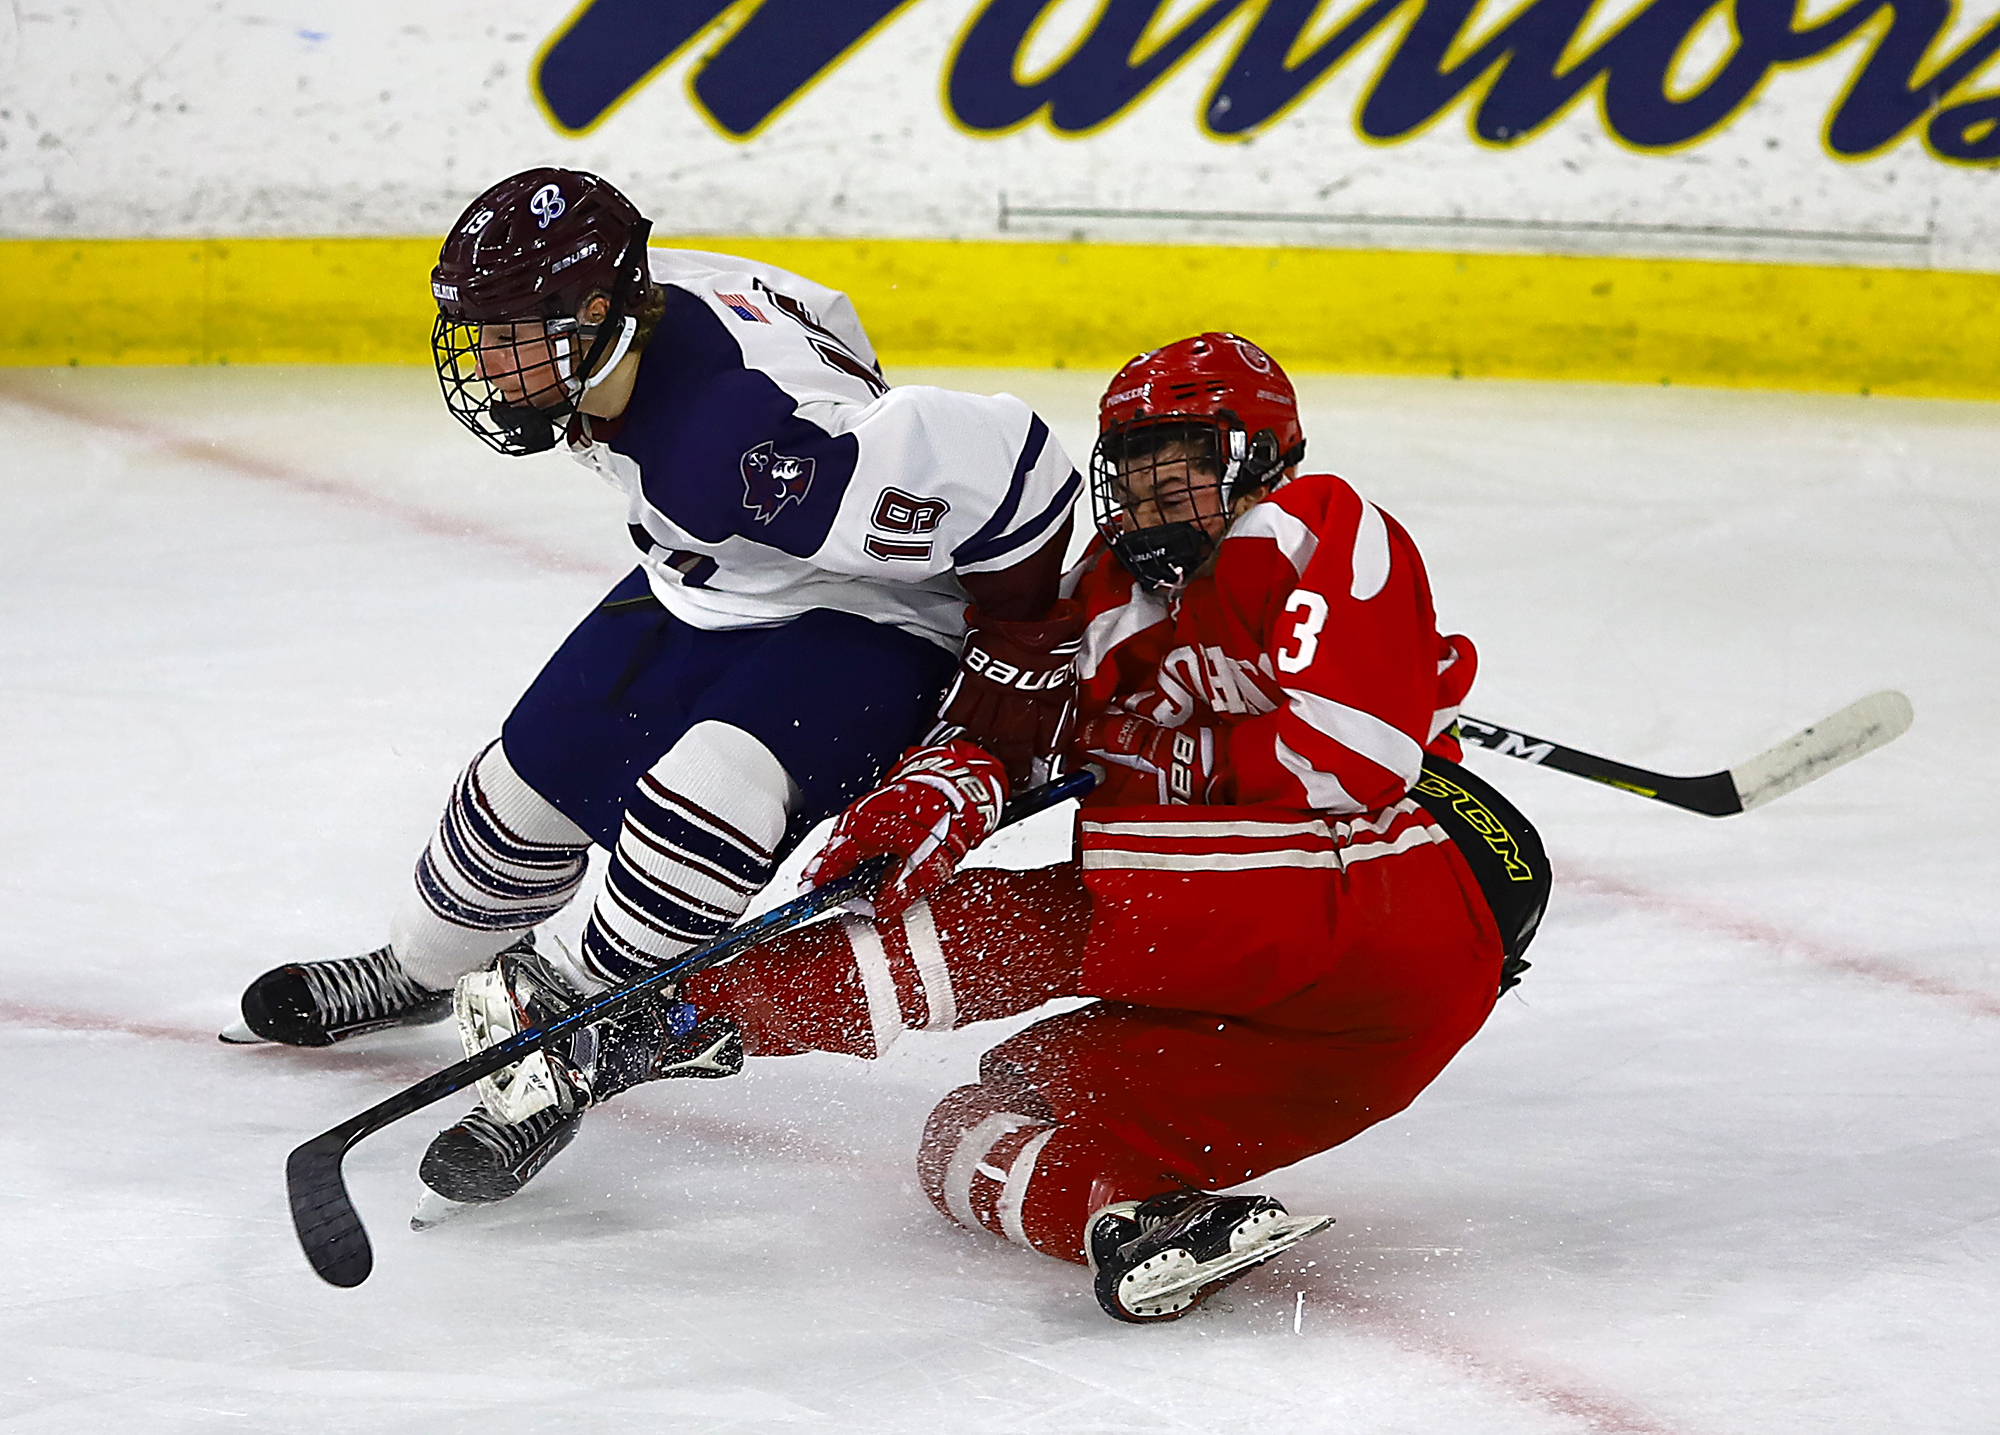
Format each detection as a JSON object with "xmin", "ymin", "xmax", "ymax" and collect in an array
[{"xmin": 740, "ymin": 441, "xmax": 818, "ymax": 523}]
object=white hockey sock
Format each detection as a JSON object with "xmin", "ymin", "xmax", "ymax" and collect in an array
[
  {"xmin": 578, "ymin": 721, "xmax": 799, "ymax": 988},
  {"xmin": 391, "ymin": 739, "xmax": 592, "ymax": 991}
]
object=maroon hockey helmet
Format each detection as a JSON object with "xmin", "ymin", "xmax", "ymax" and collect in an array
[
  {"xmin": 431, "ymin": 168, "xmax": 654, "ymax": 455},
  {"xmin": 1091, "ymin": 333, "xmax": 1307, "ymax": 590}
]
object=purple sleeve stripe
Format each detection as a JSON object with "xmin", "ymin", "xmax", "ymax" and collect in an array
[
  {"xmin": 954, "ymin": 467, "xmax": 1081, "ymax": 570},
  {"xmin": 951, "ymin": 415, "xmax": 1048, "ymax": 566}
]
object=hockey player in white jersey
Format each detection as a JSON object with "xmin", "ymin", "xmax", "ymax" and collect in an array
[{"xmin": 226, "ymin": 168, "xmax": 1084, "ymax": 1203}]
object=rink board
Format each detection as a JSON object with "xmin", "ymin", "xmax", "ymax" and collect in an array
[{"xmin": 5, "ymin": 236, "xmax": 1998, "ymax": 400}]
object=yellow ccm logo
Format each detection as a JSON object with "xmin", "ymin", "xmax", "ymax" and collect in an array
[{"xmin": 1415, "ymin": 770, "xmax": 1535, "ymax": 882}]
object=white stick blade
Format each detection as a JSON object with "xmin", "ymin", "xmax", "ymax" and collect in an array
[{"xmin": 1730, "ymin": 690, "xmax": 1914, "ymax": 812}]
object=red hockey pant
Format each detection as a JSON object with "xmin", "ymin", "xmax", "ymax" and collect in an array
[{"xmin": 681, "ymin": 804, "xmax": 1504, "ymax": 1263}]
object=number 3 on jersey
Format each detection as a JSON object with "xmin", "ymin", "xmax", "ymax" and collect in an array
[{"xmin": 1277, "ymin": 590, "xmax": 1329, "ymax": 674}]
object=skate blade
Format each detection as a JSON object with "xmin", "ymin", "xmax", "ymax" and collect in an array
[
  {"xmin": 1121, "ymin": 1213, "xmax": 1335, "ymax": 1311},
  {"xmin": 410, "ymin": 1190, "xmax": 477, "ymax": 1232},
  {"xmin": 217, "ymin": 1019, "xmax": 266, "ymax": 1045}
]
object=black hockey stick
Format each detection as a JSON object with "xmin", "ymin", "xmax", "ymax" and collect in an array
[
  {"xmin": 286, "ymin": 769, "xmax": 1097, "ymax": 1289},
  {"xmin": 1457, "ymin": 691, "xmax": 1913, "ymax": 816}
]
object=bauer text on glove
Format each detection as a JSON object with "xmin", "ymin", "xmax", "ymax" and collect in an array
[
  {"xmin": 931, "ymin": 601, "xmax": 1085, "ymax": 787},
  {"xmin": 1077, "ymin": 711, "xmax": 1223, "ymax": 806},
  {"xmin": 801, "ymin": 742, "xmax": 1009, "ymax": 917}
]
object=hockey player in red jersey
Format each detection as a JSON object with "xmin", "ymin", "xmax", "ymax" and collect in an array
[{"xmin": 696, "ymin": 334, "xmax": 1548, "ymax": 1322}]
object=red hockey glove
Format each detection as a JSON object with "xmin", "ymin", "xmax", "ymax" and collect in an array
[
  {"xmin": 933, "ymin": 601, "xmax": 1086, "ymax": 787},
  {"xmin": 802, "ymin": 741, "xmax": 1009, "ymax": 918},
  {"xmin": 1077, "ymin": 711, "xmax": 1223, "ymax": 806}
]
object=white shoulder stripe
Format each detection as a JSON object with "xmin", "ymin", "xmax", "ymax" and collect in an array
[
  {"xmin": 1229, "ymin": 499, "xmax": 1319, "ymax": 575},
  {"xmin": 1284, "ymin": 691, "xmax": 1424, "ymax": 785},
  {"xmin": 1058, "ymin": 549, "xmax": 1102, "ymax": 600},
  {"xmin": 1274, "ymin": 735, "xmax": 1366, "ymax": 814},
  {"xmin": 1077, "ymin": 586, "xmax": 1170, "ymax": 679},
  {"xmin": 1351, "ymin": 500, "xmax": 1390, "ymax": 600}
]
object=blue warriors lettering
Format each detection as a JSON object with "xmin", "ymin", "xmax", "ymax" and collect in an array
[
  {"xmin": 535, "ymin": 0, "xmax": 2000, "ymax": 163},
  {"xmin": 537, "ymin": 0, "xmax": 910, "ymax": 136}
]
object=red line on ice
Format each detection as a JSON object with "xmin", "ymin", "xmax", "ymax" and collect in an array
[
  {"xmin": 1567, "ymin": 868, "xmax": 2000, "ymax": 1019},
  {"xmin": 0, "ymin": 1000, "xmax": 450, "ymax": 1085},
  {"xmin": 0, "ymin": 999, "xmax": 865, "ymax": 1161},
  {"xmin": 2, "ymin": 993, "xmax": 1694, "ymax": 1429},
  {"xmin": 1411, "ymin": 1338, "xmax": 1686, "ymax": 1435},
  {"xmin": 0, "ymin": 379, "xmax": 620, "ymax": 579},
  {"xmin": 0, "ymin": 999, "xmax": 228, "ymax": 1046},
  {"xmin": 1317, "ymin": 1289, "xmax": 1692, "ymax": 1435}
]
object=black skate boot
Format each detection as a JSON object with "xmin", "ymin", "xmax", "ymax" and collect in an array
[
  {"xmin": 418, "ymin": 1102, "xmax": 582, "ymax": 1205},
  {"xmin": 416, "ymin": 1014, "xmax": 744, "ymax": 1207},
  {"xmin": 1087, "ymin": 1190, "xmax": 1333, "ymax": 1323},
  {"xmin": 418, "ymin": 940, "xmax": 744, "ymax": 1207},
  {"xmin": 225, "ymin": 942, "xmax": 455, "ymax": 1047}
]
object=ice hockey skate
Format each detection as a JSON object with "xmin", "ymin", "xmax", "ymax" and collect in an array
[
  {"xmin": 222, "ymin": 942, "xmax": 453, "ymax": 1047},
  {"xmin": 1087, "ymin": 1190, "xmax": 1333, "ymax": 1323},
  {"xmin": 415, "ymin": 1101, "xmax": 583, "ymax": 1212},
  {"xmin": 416, "ymin": 937, "xmax": 743, "ymax": 1209}
]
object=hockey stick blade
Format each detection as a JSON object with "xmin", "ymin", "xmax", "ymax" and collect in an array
[
  {"xmin": 286, "ymin": 1032, "xmax": 560, "ymax": 1287},
  {"xmin": 284, "ymin": 769, "xmax": 1096, "ymax": 1287},
  {"xmin": 288, "ymin": 1128, "xmax": 371, "ymax": 1287},
  {"xmin": 1728, "ymin": 690, "xmax": 1913, "ymax": 811},
  {"xmin": 1458, "ymin": 692, "xmax": 1912, "ymax": 817}
]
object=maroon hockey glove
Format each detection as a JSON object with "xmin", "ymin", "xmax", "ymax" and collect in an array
[
  {"xmin": 803, "ymin": 741, "xmax": 1009, "ymax": 918},
  {"xmin": 934, "ymin": 601, "xmax": 1087, "ymax": 787},
  {"xmin": 1077, "ymin": 711, "xmax": 1223, "ymax": 806}
]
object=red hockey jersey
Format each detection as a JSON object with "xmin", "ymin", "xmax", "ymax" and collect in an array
[{"xmin": 1066, "ymin": 471, "xmax": 1475, "ymax": 815}]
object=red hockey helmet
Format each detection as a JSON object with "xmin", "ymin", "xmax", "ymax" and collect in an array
[
  {"xmin": 431, "ymin": 168, "xmax": 654, "ymax": 454},
  {"xmin": 1091, "ymin": 333, "xmax": 1306, "ymax": 591}
]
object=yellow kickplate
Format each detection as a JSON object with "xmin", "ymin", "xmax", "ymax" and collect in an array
[{"xmin": 3, "ymin": 236, "xmax": 1995, "ymax": 401}]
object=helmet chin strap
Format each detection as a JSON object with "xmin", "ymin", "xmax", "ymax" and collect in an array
[
  {"xmin": 564, "ymin": 218, "xmax": 652, "ymax": 401},
  {"xmin": 582, "ymin": 317, "xmax": 638, "ymax": 390},
  {"xmin": 1222, "ymin": 428, "xmax": 1247, "ymax": 495},
  {"xmin": 545, "ymin": 313, "xmax": 635, "ymax": 400}
]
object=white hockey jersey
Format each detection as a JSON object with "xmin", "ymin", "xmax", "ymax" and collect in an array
[{"xmin": 568, "ymin": 250, "xmax": 1081, "ymax": 649}]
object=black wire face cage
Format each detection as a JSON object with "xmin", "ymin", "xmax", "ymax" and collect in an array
[
  {"xmin": 433, "ymin": 314, "xmax": 594, "ymax": 456},
  {"xmin": 1090, "ymin": 420, "xmax": 1234, "ymax": 593}
]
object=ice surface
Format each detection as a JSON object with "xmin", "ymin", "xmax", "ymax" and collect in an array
[{"xmin": 2, "ymin": 366, "xmax": 1996, "ymax": 1434}]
